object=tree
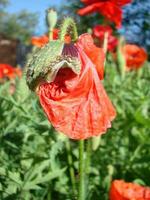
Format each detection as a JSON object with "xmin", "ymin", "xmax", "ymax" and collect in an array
[{"xmin": 0, "ymin": 0, "xmax": 38, "ymax": 43}]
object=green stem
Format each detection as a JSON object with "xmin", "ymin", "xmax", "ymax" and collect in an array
[
  {"xmin": 47, "ymin": 185, "xmax": 51, "ymax": 200},
  {"xmin": 78, "ymin": 140, "xmax": 85, "ymax": 200},
  {"xmin": 117, "ymin": 37, "xmax": 126, "ymax": 79},
  {"xmin": 85, "ymin": 139, "xmax": 91, "ymax": 175},
  {"xmin": 103, "ymin": 32, "xmax": 109, "ymax": 55},
  {"xmin": 49, "ymin": 29, "xmax": 53, "ymax": 41},
  {"xmin": 66, "ymin": 140, "xmax": 77, "ymax": 197},
  {"xmin": 84, "ymin": 139, "xmax": 91, "ymax": 199},
  {"xmin": 103, "ymin": 32, "xmax": 109, "ymax": 67},
  {"xmin": 59, "ymin": 17, "xmax": 78, "ymax": 42}
]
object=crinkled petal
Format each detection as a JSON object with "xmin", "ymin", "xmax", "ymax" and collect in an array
[
  {"xmin": 77, "ymin": 33, "xmax": 105, "ymax": 80},
  {"xmin": 38, "ymin": 46, "xmax": 116, "ymax": 140}
]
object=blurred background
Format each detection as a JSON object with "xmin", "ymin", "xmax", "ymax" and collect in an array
[
  {"xmin": 0, "ymin": 0, "xmax": 150, "ymax": 200},
  {"xmin": 0, "ymin": 0, "xmax": 150, "ymax": 67}
]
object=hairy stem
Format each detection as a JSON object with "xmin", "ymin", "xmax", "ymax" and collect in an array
[
  {"xmin": 78, "ymin": 140, "xmax": 85, "ymax": 200},
  {"xmin": 66, "ymin": 140, "xmax": 77, "ymax": 197},
  {"xmin": 86, "ymin": 139, "xmax": 91, "ymax": 175},
  {"xmin": 103, "ymin": 31, "xmax": 109, "ymax": 66},
  {"xmin": 48, "ymin": 29, "xmax": 53, "ymax": 41}
]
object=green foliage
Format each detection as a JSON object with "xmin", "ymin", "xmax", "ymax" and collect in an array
[
  {"xmin": 0, "ymin": 10, "xmax": 38, "ymax": 42},
  {"xmin": 0, "ymin": 0, "xmax": 38, "ymax": 43},
  {"xmin": 0, "ymin": 60, "xmax": 150, "ymax": 199},
  {"xmin": 0, "ymin": 76, "xmax": 68, "ymax": 199}
]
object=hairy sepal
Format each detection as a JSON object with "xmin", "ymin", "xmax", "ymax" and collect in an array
[{"xmin": 26, "ymin": 40, "xmax": 64, "ymax": 91}]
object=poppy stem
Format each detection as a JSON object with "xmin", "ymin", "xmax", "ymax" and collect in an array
[
  {"xmin": 78, "ymin": 140, "xmax": 85, "ymax": 200},
  {"xmin": 49, "ymin": 29, "xmax": 53, "ymax": 41},
  {"xmin": 66, "ymin": 140, "xmax": 77, "ymax": 197},
  {"xmin": 117, "ymin": 37, "xmax": 126, "ymax": 79},
  {"xmin": 84, "ymin": 139, "xmax": 91, "ymax": 199},
  {"xmin": 85, "ymin": 139, "xmax": 91, "ymax": 175},
  {"xmin": 103, "ymin": 31, "xmax": 109, "ymax": 66},
  {"xmin": 103, "ymin": 32, "xmax": 109, "ymax": 55}
]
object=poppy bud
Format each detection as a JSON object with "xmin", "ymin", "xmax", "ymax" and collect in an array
[
  {"xmin": 26, "ymin": 41, "xmax": 81, "ymax": 91},
  {"xmin": 46, "ymin": 9, "xmax": 58, "ymax": 31},
  {"xmin": 92, "ymin": 136, "xmax": 101, "ymax": 151}
]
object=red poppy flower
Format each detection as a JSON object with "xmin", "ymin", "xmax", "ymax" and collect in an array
[
  {"xmin": 36, "ymin": 33, "xmax": 116, "ymax": 140},
  {"xmin": 92, "ymin": 25, "xmax": 118, "ymax": 51},
  {"xmin": 122, "ymin": 44, "xmax": 147, "ymax": 70},
  {"xmin": 0, "ymin": 64, "xmax": 19, "ymax": 79},
  {"xmin": 78, "ymin": 0, "xmax": 132, "ymax": 28},
  {"xmin": 31, "ymin": 29, "xmax": 59, "ymax": 47},
  {"xmin": 110, "ymin": 180, "xmax": 150, "ymax": 200}
]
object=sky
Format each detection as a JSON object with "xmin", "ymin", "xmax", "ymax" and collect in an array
[{"xmin": 6, "ymin": 0, "xmax": 64, "ymax": 34}]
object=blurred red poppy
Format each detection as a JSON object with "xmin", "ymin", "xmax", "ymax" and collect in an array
[
  {"xmin": 38, "ymin": 33, "xmax": 116, "ymax": 140},
  {"xmin": 14, "ymin": 67, "xmax": 22, "ymax": 78},
  {"xmin": 0, "ymin": 64, "xmax": 21, "ymax": 80},
  {"xmin": 31, "ymin": 35, "xmax": 49, "ymax": 47},
  {"xmin": 78, "ymin": 0, "xmax": 132, "ymax": 28},
  {"xmin": 122, "ymin": 44, "xmax": 147, "ymax": 70},
  {"xmin": 110, "ymin": 180, "xmax": 150, "ymax": 200},
  {"xmin": 31, "ymin": 29, "xmax": 72, "ymax": 47},
  {"xmin": 92, "ymin": 25, "xmax": 118, "ymax": 51},
  {"xmin": 93, "ymin": 25, "xmax": 112, "ymax": 39},
  {"xmin": 31, "ymin": 29, "xmax": 59, "ymax": 47}
]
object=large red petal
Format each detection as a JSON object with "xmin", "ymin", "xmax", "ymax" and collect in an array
[{"xmin": 38, "ymin": 46, "xmax": 116, "ymax": 140}]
